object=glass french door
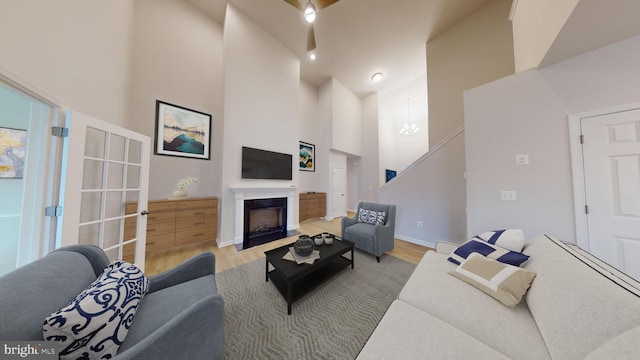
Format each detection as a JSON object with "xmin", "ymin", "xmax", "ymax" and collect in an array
[
  {"xmin": 59, "ymin": 111, "xmax": 150, "ymax": 269},
  {"xmin": 0, "ymin": 77, "xmax": 60, "ymax": 276}
]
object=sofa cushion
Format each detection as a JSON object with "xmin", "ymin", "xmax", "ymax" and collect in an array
[
  {"xmin": 43, "ymin": 261, "xmax": 149, "ymax": 360},
  {"xmin": 470, "ymin": 229, "xmax": 525, "ymax": 252},
  {"xmin": 118, "ymin": 274, "xmax": 217, "ymax": 353},
  {"xmin": 523, "ymin": 235, "xmax": 640, "ymax": 359},
  {"xmin": 0, "ymin": 251, "xmax": 98, "ymax": 341},
  {"xmin": 399, "ymin": 251, "xmax": 551, "ymax": 360},
  {"xmin": 343, "ymin": 223, "xmax": 377, "ymax": 253},
  {"xmin": 584, "ymin": 325, "xmax": 640, "ymax": 359},
  {"xmin": 356, "ymin": 300, "xmax": 510, "ymax": 360},
  {"xmin": 449, "ymin": 253, "xmax": 536, "ymax": 307},
  {"xmin": 356, "ymin": 208, "xmax": 386, "ymax": 225},
  {"xmin": 448, "ymin": 239, "xmax": 529, "ymax": 266}
]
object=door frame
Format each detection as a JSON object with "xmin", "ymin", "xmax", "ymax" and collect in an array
[
  {"xmin": 568, "ymin": 101, "xmax": 640, "ymax": 251},
  {"xmin": 0, "ymin": 66, "xmax": 64, "ymax": 264}
]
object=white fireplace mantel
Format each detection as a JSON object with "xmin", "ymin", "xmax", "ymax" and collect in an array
[{"xmin": 230, "ymin": 186, "xmax": 300, "ymax": 245}]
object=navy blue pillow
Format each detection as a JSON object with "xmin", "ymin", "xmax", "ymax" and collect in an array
[{"xmin": 448, "ymin": 239, "xmax": 529, "ymax": 267}]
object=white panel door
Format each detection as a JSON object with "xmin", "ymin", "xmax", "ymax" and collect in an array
[
  {"xmin": 59, "ymin": 111, "xmax": 150, "ymax": 269},
  {"xmin": 582, "ymin": 108, "xmax": 640, "ymax": 280},
  {"xmin": 332, "ymin": 166, "xmax": 347, "ymax": 218}
]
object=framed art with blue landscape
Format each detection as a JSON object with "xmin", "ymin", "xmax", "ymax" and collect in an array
[
  {"xmin": 155, "ymin": 100, "xmax": 211, "ymax": 160},
  {"xmin": 299, "ymin": 141, "xmax": 315, "ymax": 172}
]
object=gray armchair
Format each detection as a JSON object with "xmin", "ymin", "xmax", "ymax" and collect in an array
[
  {"xmin": 0, "ymin": 245, "xmax": 224, "ymax": 360},
  {"xmin": 342, "ymin": 202, "xmax": 396, "ymax": 262}
]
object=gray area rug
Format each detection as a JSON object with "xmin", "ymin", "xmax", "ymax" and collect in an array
[{"xmin": 216, "ymin": 250, "xmax": 416, "ymax": 360}]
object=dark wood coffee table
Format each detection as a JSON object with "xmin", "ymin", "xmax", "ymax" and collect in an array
[{"xmin": 265, "ymin": 234, "xmax": 355, "ymax": 315}]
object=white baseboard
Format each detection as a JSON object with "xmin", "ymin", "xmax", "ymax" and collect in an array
[
  {"xmin": 394, "ymin": 234, "xmax": 436, "ymax": 249},
  {"xmin": 217, "ymin": 238, "xmax": 235, "ymax": 248}
]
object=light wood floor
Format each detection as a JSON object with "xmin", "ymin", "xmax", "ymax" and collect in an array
[{"xmin": 145, "ymin": 214, "xmax": 431, "ymax": 276}]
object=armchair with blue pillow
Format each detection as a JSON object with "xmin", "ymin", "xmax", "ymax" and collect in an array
[
  {"xmin": 0, "ymin": 245, "xmax": 224, "ymax": 360},
  {"xmin": 341, "ymin": 201, "xmax": 396, "ymax": 262}
]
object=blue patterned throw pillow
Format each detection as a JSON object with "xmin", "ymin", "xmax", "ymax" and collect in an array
[
  {"xmin": 43, "ymin": 261, "xmax": 149, "ymax": 360},
  {"xmin": 447, "ymin": 239, "xmax": 530, "ymax": 267},
  {"xmin": 470, "ymin": 229, "xmax": 525, "ymax": 252},
  {"xmin": 357, "ymin": 208, "xmax": 386, "ymax": 225}
]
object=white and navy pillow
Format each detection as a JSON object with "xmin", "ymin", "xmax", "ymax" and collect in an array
[
  {"xmin": 448, "ymin": 239, "xmax": 530, "ymax": 267},
  {"xmin": 43, "ymin": 261, "xmax": 149, "ymax": 360},
  {"xmin": 470, "ymin": 229, "xmax": 525, "ymax": 252},
  {"xmin": 449, "ymin": 253, "xmax": 536, "ymax": 307},
  {"xmin": 357, "ymin": 209, "xmax": 386, "ymax": 225}
]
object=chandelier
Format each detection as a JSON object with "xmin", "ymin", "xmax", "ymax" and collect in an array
[{"xmin": 399, "ymin": 98, "xmax": 420, "ymax": 136}]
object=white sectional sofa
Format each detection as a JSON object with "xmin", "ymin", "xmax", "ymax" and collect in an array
[{"xmin": 357, "ymin": 234, "xmax": 640, "ymax": 359}]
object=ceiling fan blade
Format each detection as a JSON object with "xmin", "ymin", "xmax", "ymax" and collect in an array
[
  {"xmin": 283, "ymin": 0, "xmax": 304, "ymax": 11},
  {"xmin": 307, "ymin": 24, "xmax": 316, "ymax": 51},
  {"xmin": 316, "ymin": 0, "xmax": 339, "ymax": 10}
]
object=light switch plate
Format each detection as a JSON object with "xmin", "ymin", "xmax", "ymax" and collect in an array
[{"xmin": 516, "ymin": 154, "xmax": 529, "ymax": 165}]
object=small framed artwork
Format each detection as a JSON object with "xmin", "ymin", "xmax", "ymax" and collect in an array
[
  {"xmin": 155, "ymin": 100, "xmax": 212, "ymax": 160},
  {"xmin": 299, "ymin": 141, "xmax": 315, "ymax": 172},
  {"xmin": 385, "ymin": 169, "xmax": 397, "ymax": 183},
  {"xmin": 0, "ymin": 127, "xmax": 27, "ymax": 179}
]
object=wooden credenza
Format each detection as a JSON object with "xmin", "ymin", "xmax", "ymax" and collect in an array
[
  {"xmin": 299, "ymin": 192, "xmax": 326, "ymax": 222},
  {"xmin": 127, "ymin": 197, "xmax": 218, "ymax": 254}
]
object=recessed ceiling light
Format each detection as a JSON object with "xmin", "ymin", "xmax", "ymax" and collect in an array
[
  {"xmin": 309, "ymin": 53, "xmax": 317, "ymax": 61},
  {"xmin": 371, "ymin": 72, "xmax": 383, "ymax": 82}
]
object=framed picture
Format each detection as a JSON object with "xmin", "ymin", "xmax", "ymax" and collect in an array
[
  {"xmin": 385, "ymin": 169, "xmax": 397, "ymax": 183},
  {"xmin": 0, "ymin": 127, "xmax": 27, "ymax": 179},
  {"xmin": 154, "ymin": 100, "xmax": 212, "ymax": 160},
  {"xmin": 299, "ymin": 141, "xmax": 315, "ymax": 172}
]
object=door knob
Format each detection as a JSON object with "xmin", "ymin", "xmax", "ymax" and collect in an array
[{"xmin": 141, "ymin": 210, "xmax": 149, "ymax": 215}]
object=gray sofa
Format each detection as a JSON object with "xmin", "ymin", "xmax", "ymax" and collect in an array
[
  {"xmin": 342, "ymin": 201, "xmax": 396, "ymax": 262},
  {"xmin": 0, "ymin": 245, "xmax": 224, "ymax": 360},
  {"xmin": 357, "ymin": 234, "xmax": 640, "ymax": 359}
]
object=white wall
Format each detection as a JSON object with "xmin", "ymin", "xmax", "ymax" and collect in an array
[
  {"xmin": 510, "ymin": 0, "xmax": 579, "ymax": 72},
  {"xmin": 220, "ymin": 4, "xmax": 300, "ymax": 246},
  {"xmin": 128, "ymin": 0, "xmax": 224, "ymax": 201},
  {"xmin": 331, "ymin": 78, "xmax": 362, "ymax": 156},
  {"xmin": 379, "ymin": 130, "xmax": 467, "ymax": 248},
  {"xmin": 379, "ymin": 0, "xmax": 514, "ymax": 248},
  {"xmin": 378, "ymin": 76, "xmax": 429, "ymax": 174},
  {"xmin": 0, "ymin": 0, "xmax": 134, "ymax": 127},
  {"xmin": 360, "ymin": 93, "xmax": 380, "ymax": 202},
  {"xmin": 465, "ymin": 33, "xmax": 640, "ymax": 243},
  {"xmin": 427, "ymin": 0, "xmax": 514, "ymax": 145},
  {"xmin": 299, "ymin": 79, "xmax": 323, "ymax": 192}
]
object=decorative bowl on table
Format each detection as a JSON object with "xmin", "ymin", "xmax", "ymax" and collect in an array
[
  {"xmin": 323, "ymin": 234, "xmax": 334, "ymax": 246},
  {"xmin": 314, "ymin": 235, "xmax": 324, "ymax": 246},
  {"xmin": 294, "ymin": 235, "xmax": 314, "ymax": 256}
]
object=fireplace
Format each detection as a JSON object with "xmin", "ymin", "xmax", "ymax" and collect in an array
[{"xmin": 243, "ymin": 197, "xmax": 287, "ymax": 249}]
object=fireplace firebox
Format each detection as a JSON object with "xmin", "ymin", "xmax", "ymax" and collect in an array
[{"xmin": 243, "ymin": 197, "xmax": 287, "ymax": 249}]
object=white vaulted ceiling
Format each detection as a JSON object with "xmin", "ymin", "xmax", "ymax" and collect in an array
[{"xmin": 188, "ymin": 0, "xmax": 494, "ymax": 97}]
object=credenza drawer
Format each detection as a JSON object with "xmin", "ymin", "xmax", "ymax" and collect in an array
[
  {"xmin": 176, "ymin": 218, "xmax": 208, "ymax": 231},
  {"xmin": 147, "ymin": 221, "xmax": 175, "ymax": 234},
  {"xmin": 149, "ymin": 201, "xmax": 177, "ymax": 212},
  {"xmin": 145, "ymin": 233, "xmax": 174, "ymax": 252},
  {"xmin": 147, "ymin": 211, "xmax": 175, "ymax": 223},
  {"xmin": 176, "ymin": 208, "xmax": 207, "ymax": 220},
  {"xmin": 177, "ymin": 199, "xmax": 217, "ymax": 210},
  {"xmin": 174, "ymin": 227, "xmax": 215, "ymax": 246}
]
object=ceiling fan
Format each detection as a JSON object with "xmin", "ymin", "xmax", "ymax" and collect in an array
[{"xmin": 283, "ymin": 0, "xmax": 340, "ymax": 51}]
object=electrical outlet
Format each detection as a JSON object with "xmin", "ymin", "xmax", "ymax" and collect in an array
[
  {"xmin": 500, "ymin": 191, "xmax": 517, "ymax": 201},
  {"xmin": 417, "ymin": 221, "xmax": 423, "ymax": 228}
]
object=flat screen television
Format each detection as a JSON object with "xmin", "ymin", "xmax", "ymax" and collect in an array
[{"xmin": 242, "ymin": 146, "xmax": 293, "ymax": 180}]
